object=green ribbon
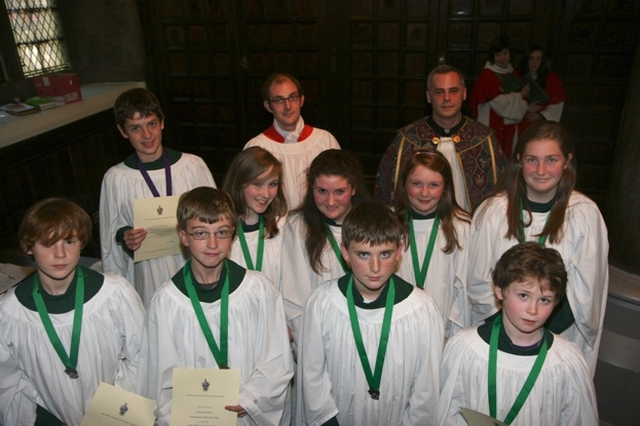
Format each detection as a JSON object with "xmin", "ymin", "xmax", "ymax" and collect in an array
[
  {"xmin": 32, "ymin": 268, "xmax": 84, "ymax": 379},
  {"xmin": 236, "ymin": 216, "xmax": 264, "ymax": 271},
  {"xmin": 183, "ymin": 259, "xmax": 230, "ymax": 369},
  {"xmin": 346, "ymin": 274, "xmax": 395, "ymax": 400},
  {"xmin": 325, "ymin": 223, "xmax": 349, "ymax": 273},
  {"xmin": 409, "ymin": 212, "xmax": 440, "ymax": 289},
  {"xmin": 488, "ymin": 314, "xmax": 548, "ymax": 424}
]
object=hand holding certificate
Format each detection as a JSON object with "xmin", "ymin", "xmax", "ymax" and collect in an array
[
  {"xmin": 171, "ymin": 368, "xmax": 241, "ymax": 426},
  {"xmin": 133, "ymin": 195, "xmax": 181, "ymax": 262},
  {"xmin": 81, "ymin": 383, "xmax": 156, "ymax": 426}
]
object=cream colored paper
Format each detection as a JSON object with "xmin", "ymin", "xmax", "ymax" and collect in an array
[
  {"xmin": 80, "ymin": 382, "xmax": 156, "ymax": 426},
  {"xmin": 459, "ymin": 407, "xmax": 508, "ymax": 426},
  {"xmin": 0, "ymin": 263, "xmax": 35, "ymax": 293},
  {"xmin": 171, "ymin": 368, "xmax": 240, "ymax": 426},
  {"xmin": 133, "ymin": 195, "xmax": 181, "ymax": 262}
]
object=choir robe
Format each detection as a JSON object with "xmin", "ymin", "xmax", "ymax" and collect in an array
[
  {"xmin": 229, "ymin": 216, "xmax": 286, "ymax": 291},
  {"xmin": 467, "ymin": 192, "xmax": 609, "ymax": 376},
  {"xmin": 396, "ymin": 214, "xmax": 471, "ymax": 338},
  {"xmin": 244, "ymin": 119, "xmax": 340, "ymax": 210},
  {"xmin": 99, "ymin": 150, "xmax": 216, "ymax": 307},
  {"xmin": 298, "ymin": 274, "xmax": 444, "ymax": 426},
  {"xmin": 470, "ymin": 61, "xmax": 528, "ymax": 157},
  {"xmin": 0, "ymin": 269, "xmax": 145, "ymax": 426},
  {"xmin": 138, "ymin": 260, "xmax": 294, "ymax": 426},
  {"xmin": 281, "ymin": 213, "xmax": 348, "ymax": 345},
  {"xmin": 437, "ymin": 321, "xmax": 598, "ymax": 426}
]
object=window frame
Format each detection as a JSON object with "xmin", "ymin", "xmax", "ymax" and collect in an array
[{"xmin": 2, "ymin": 0, "xmax": 70, "ymax": 79}]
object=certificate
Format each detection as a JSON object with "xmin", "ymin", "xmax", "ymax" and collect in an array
[
  {"xmin": 80, "ymin": 382, "xmax": 156, "ymax": 426},
  {"xmin": 171, "ymin": 368, "xmax": 240, "ymax": 426},
  {"xmin": 133, "ymin": 195, "xmax": 181, "ymax": 262},
  {"xmin": 459, "ymin": 407, "xmax": 508, "ymax": 426}
]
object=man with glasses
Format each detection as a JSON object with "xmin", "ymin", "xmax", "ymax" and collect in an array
[{"xmin": 244, "ymin": 73, "xmax": 340, "ymax": 210}]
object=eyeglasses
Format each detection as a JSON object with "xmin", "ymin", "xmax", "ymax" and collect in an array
[
  {"xmin": 185, "ymin": 229, "xmax": 233, "ymax": 240},
  {"xmin": 269, "ymin": 93, "xmax": 301, "ymax": 106}
]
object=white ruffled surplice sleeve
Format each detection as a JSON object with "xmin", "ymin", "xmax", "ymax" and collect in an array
[
  {"xmin": 137, "ymin": 286, "xmax": 181, "ymax": 426},
  {"xmin": 297, "ymin": 289, "xmax": 340, "ymax": 425},
  {"xmin": 237, "ymin": 276, "xmax": 294, "ymax": 425},
  {"xmin": 467, "ymin": 198, "xmax": 504, "ymax": 324},
  {"xmin": 0, "ymin": 330, "xmax": 38, "ymax": 426},
  {"xmin": 280, "ymin": 215, "xmax": 315, "ymax": 345},
  {"xmin": 109, "ymin": 274, "xmax": 146, "ymax": 392},
  {"xmin": 561, "ymin": 197, "xmax": 609, "ymax": 374}
]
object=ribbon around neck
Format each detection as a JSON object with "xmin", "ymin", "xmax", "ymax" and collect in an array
[
  {"xmin": 325, "ymin": 223, "xmax": 349, "ymax": 273},
  {"xmin": 488, "ymin": 314, "xmax": 548, "ymax": 424},
  {"xmin": 237, "ymin": 216, "xmax": 264, "ymax": 271},
  {"xmin": 32, "ymin": 268, "xmax": 84, "ymax": 378},
  {"xmin": 183, "ymin": 259, "xmax": 230, "ymax": 369},
  {"xmin": 346, "ymin": 274, "xmax": 395, "ymax": 400},
  {"xmin": 409, "ymin": 212, "xmax": 440, "ymax": 288}
]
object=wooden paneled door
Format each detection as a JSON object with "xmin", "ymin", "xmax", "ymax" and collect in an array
[
  {"xmin": 137, "ymin": 0, "xmax": 335, "ymax": 183},
  {"xmin": 331, "ymin": 0, "xmax": 441, "ymax": 180},
  {"xmin": 138, "ymin": 0, "xmax": 639, "ymax": 203}
]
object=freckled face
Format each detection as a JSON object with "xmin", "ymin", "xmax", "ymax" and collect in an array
[
  {"xmin": 519, "ymin": 138, "xmax": 572, "ymax": 203},
  {"xmin": 28, "ymin": 237, "xmax": 82, "ymax": 290},
  {"xmin": 495, "ymin": 279, "xmax": 557, "ymax": 346},
  {"xmin": 312, "ymin": 175, "xmax": 356, "ymax": 224},
  {"xmin": 341, "ymin": 240, "xmax": 402, "ymax": 300},
  {"xmin": 405, "ymin": 165, "xmax": 444, "ymax": 215}
]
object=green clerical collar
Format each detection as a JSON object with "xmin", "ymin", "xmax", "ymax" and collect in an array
[
  {"xmin": 527, "ymin": 195, "xmax": 556, "ymax": 213},
  {"xmin": 172, "ymin": 259, "xmax": 245, "ymax": 303},
  {"xmin": 337, "ymin": 273, "xmax": 413, "ymax": 309},
  {"xmin": 124, "ymin": 147, "xmax": 182, "ymax": 169},
  {"xmin": 410, "ymin": 209, "xmax": 438, "ymax": 220},
  {"xmin": 16, "ymin": 266, "xmax": 103, "ymax": 313},
  {"xmin": 477, "ymin": 311, "xmax": 554, "ymax": 355},
  {"xmin": 324, "ymin": 218, "xmax": 341, "ymax": 227}
]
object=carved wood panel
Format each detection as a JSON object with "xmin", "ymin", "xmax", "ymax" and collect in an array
[
  {"xmin": 138, "ymin": 0, "xmax": 639, "ymax": 203},
  {"xmin": 333, "ymin": 0, "xmax": 439, "ymax": 181},
  {"xmin": 138, "ymin": 0, "xmax": 330, "ymax": 182}
]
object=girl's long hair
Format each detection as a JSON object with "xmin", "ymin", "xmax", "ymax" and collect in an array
[
  {"xmin": 294, "ymin": 149, "xmax": 370, "ymax": 274},
  {"xmin": 393, "ymin": 149, "xmax": 470, "ymax": 253},
  {"xmin": 222, "ymin": 147, "xmax": 287, "ymax": 238},
  {"xmin": 482, "ymin": 121, "xmax": 576, "ymax": 244}
]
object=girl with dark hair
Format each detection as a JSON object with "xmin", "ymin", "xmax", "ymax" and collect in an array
[
  {"xmin": 469, "ymin": 35, "xmax": 532, "ymax": 157},
  {"xmin": 468, "ymin": 121, "xmax": 608, "ymax": 377},
  {"xmin": 281, "ymin": 149, "xmax": 370, "ymax": 344},
  {"xmin": 393, "ymin": 149, "xmax": 471, "ymax": 338},
  {"xmin": 222, "ymin": 147, "xmax": 288, "ymax": 287},
  {"xmin": 517, "ymin": 45, "xmax": 567, "ymax": 134}
]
